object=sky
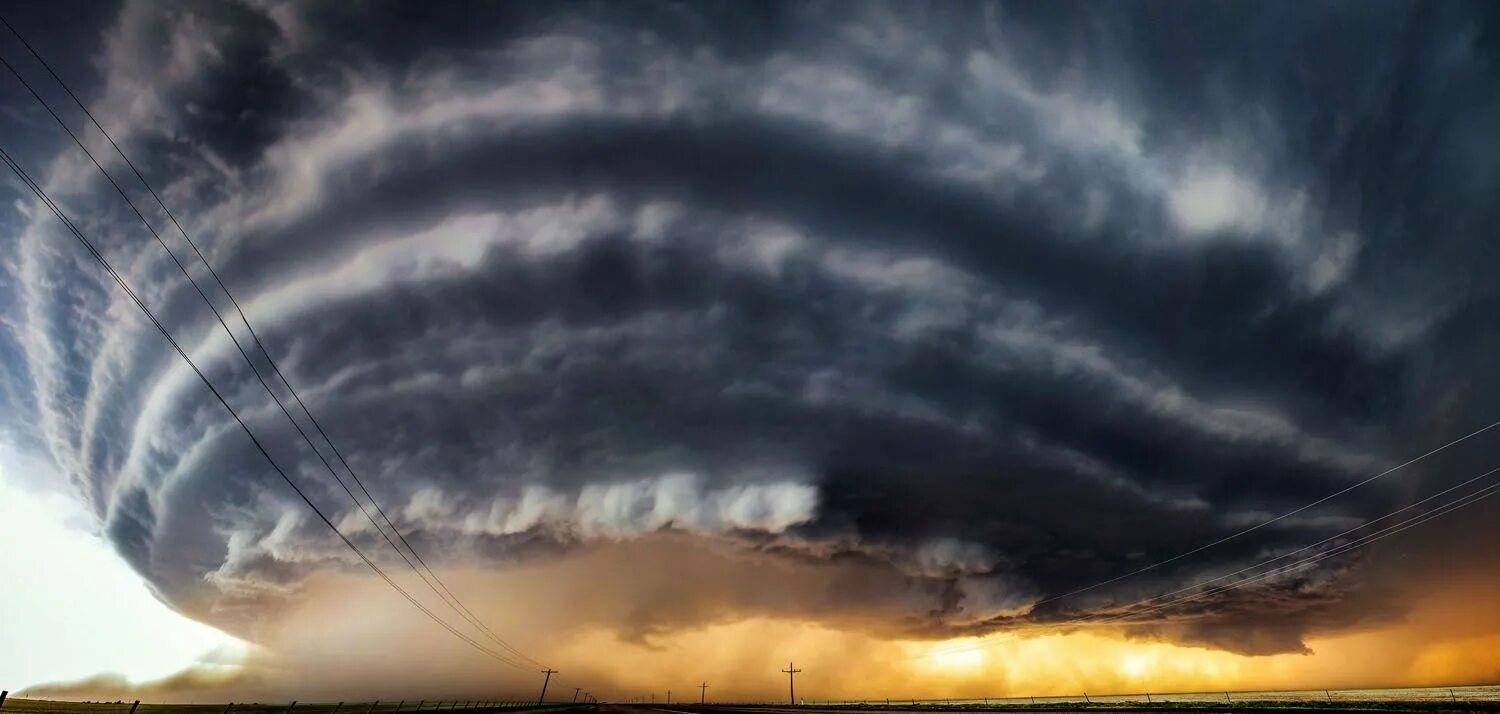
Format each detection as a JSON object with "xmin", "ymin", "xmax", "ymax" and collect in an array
[
  {"xmin": 0, "ymin": 452, "xmax": 246, "ymax": 694},
  {"xmin": 2, "ymin": 0, "xmax": 1500, "ymax": 703}
]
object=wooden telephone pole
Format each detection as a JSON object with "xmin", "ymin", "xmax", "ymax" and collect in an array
[
  {"xmin": 781, "ymin": 662, "xmax": 802, "ymax": 704},
  {"xmin": 538, "ymin": 669, "xmax": 558, "ymax": 705},
  {"xmin": 699, "ymin": 683, "xmax": 709, "ymax": 704}
]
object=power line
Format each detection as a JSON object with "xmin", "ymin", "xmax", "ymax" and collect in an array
[
  {"xmin": 9, "ymin": 6, "xmax": 1494, "ymax": 685},
  {"xmin": 914, "ymin": 458, "xmax": 1500, "ymax": 659},
  {"xmin": 908, "ymin": 414, "xmax": 1500, "ymax": 660},
  {"xmin": 898, "ymin": 386, "xmax": 1500, "ymax": 663},
  {"xmin": 1084, "ymin": 464, "xmax": 1500, "ymax": 628},
  {"xmin": 0, "ymin": 144, "xmax": 527, "ymax": 669},
  {"xmin": 921, "ymin": 464, "xmax": 1500, "ymax": 657},
  {"xmin": 1071, "ymin": 463, "xmax": 1500, "ymax": 629},
  {"xmin": 0, "ymin": 14, "xmax": 546, "ymax": 671},
  {"xmin": 1027, "ymin": 416, "xmax": 1500, "ymax": 611}
]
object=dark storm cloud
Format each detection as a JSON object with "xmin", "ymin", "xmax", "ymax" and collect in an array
[{"xmin": 3, "ymin": 0, "xmax": 1500, "ymax": 656}]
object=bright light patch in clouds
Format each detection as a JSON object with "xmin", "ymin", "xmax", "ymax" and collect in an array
[
  {"xmin": 918, "ymin": 640, "xmax": 987, "ymax": 675},
  {"xmin": 0, "ymin": 465, "xmax": 246, "ymax": 691},
  {"xmin": 1167, "ymin": 168, "xmax": 1268, "ymax": 236}
]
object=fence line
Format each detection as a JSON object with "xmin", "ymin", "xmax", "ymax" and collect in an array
[
  {"xmin": 0, "ymin": 697, "xmax": 592, "ymax": 714},
  {"xmin": 4, "ymin": 684, "xmax": 1499, "ymax": 710},
  {"xmin": 702, "ymin": 683, "xmax": 1500, "ymax": 707}
]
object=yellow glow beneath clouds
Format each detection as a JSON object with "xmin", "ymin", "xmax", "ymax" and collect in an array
[
  {"xmin": 541, "ymin": 612, "xmax": 1500, "ymax": 702},
  {"xmin": 10, "ymin": 532, "xmax": 1500, "ymax": 701},
  {"xmin": 919, "ymin": 642, "xmax": 986, "ymax": 675}
]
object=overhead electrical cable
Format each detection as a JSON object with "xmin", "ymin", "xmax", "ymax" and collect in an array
[
  {"xmin": 1068, "ymin": 463, "xmax": 1500, "ymax": 626},
  {"xmin": 915, "ymin": 459, "xmax": 1500, "ymax": 658},
  {"xmin": 0, "ymin": 144, "xmax": 532, "ymax": 670},
  {"xmin": 0, "ymin": 20, "xmax": 546, "ymax": 670},
  {"xmin": 1081, "ymin": 465, "xmax": 1500, "ymax": 628},
  {"xmin": 11, "ymin": 6, "xmax": 1498, "ymax": 680},
  {"xmin": 913, "ymin": 408, "xmax": 1500, "ymax": 661},
  {"xmin": 908, "ymin": 414, "xmax": 1500, "ymax": 660},
  {"xmin": 1025, "ymin": 416, "xmax": 1500, "ymax": 611}
]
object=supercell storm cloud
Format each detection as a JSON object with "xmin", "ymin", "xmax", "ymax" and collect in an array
[{"xmin": 3, "ymin": 0, "xmax": 1500, "ymax": 664}]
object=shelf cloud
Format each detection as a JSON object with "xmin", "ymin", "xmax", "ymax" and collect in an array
[{"xmin": 4, "ymin": 0, "xmax": 1500, "ymax": 695}]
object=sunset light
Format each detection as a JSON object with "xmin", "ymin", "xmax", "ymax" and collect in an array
[
  {"xmin": 2, "ymin": 1, "xmax": 1499, "ymax": 711},
  {"xmin": 922, "ymin": 642, "xmax": 987, "ymax": 674}
]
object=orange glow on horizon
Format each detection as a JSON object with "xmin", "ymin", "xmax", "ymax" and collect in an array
[{"xmin": 21, "ymin": 555, "xmax": 1500, "ymax": 702}]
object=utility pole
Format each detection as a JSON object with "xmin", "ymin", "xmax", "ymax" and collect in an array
[
  {"xmin": 699, "ymin": 683, "xmax": 709, "ymax": 704},
  {"xmin": 538, "ymin": 669, "xmax": 558, "ymax": 705},
  {"xmin": 667, "ymin": 691, "xmax": 671, "ymax": 705},
  {"xmin": 781, "ymin": 662, "xmax": 803, "ymax": 705},
  {"xmin": 573, "ymin": 689, "xmax": 581, "ymax": 704}
]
